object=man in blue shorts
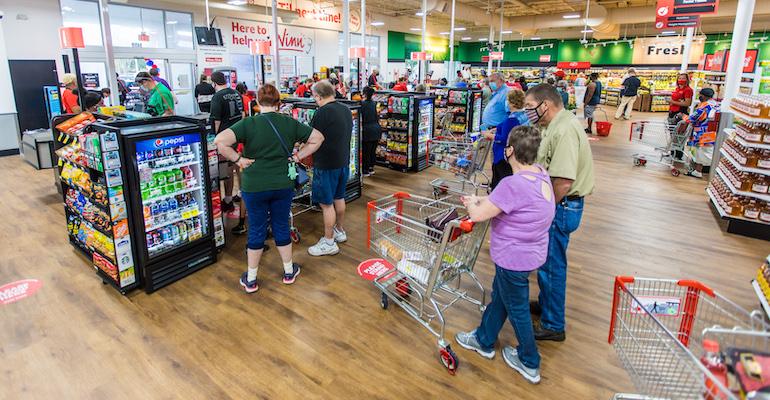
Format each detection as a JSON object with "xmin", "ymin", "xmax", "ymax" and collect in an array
[{"xmin": 307, "ymin": 80, "xmax": 353, "ymax": 256}]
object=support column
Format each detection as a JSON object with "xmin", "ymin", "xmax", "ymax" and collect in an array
[
  {"xmin": 343, "ymin": 0, "xmax": 350, "ymax": 85},
  {"xmin": 421, "ymin": 0, "xmax": 427, "ymax": 83},
  {"xmin": 680, "ymin": 27, "xmax": 695, "ymax": 72},
  {"xmin": 271, "ymin": 0, "xmax": 281, "ymax": 86},
  {"xmin": 361, "ymin": 0, "xmax": 366, "ymax": 89},
  {"xmin": 97, "ymin": 0, "xmax": 119, "ymax": 106},
  {"xmin": 724, "ymin": 0, "xmax": 755, "ymax": 104},
  {"xmin": 487, "ymin": 26, "xmax": 494, "ymax": 73},
  {"xmin": 497, "ymin": 1, "xmax": 503, "ymax": 69},
  {"xmin": 448, "ymin": 0, "xmax": 456, "ymax": 75}
]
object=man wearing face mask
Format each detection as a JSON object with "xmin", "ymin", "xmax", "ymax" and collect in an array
[
  {"xmin": 481, "ymin": 72, "xmax": 511, "ymax": 131},
  {"xmin": 134, "ymin": 72, "xmax": 174, "ymax": 116},
  {"xmin": 523, "ymin": 84, "xmax": 595, "ymax": 342}
]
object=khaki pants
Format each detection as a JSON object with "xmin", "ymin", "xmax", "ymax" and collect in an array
[{"xmin": 615, "ymin": 95, "xmax": 637, "ymax": 119}]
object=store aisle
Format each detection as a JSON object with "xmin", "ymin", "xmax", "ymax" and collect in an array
[{"xmin": 0, "ymin": 112, "xmax": 766, "ymax": 399}]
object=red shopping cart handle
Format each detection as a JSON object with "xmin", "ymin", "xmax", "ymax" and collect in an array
[{"xmin": 393, "ymin": 191, "xmax": 411, "ymax": 199}]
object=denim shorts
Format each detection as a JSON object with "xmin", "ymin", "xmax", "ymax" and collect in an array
[
  {"xmin": 241, "ymin": 188, "xmax": 294, "ymax": 250},
  {"xmin": 312, "ymin": 167, "xmax": 349, "ymax": 205}
]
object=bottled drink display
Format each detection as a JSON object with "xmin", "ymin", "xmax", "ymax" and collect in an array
[
  {"xmin": 730, "ymin": 94, "xmax": 770, "ymax": 119},
  {"xmin": 135, "ymin": 135, "xmax": 209, "ymax": 256}
]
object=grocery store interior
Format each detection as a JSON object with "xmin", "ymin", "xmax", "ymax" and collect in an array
[{"xmin": 1, "ymin": 0, "xmax": 770, "ymax": 398}]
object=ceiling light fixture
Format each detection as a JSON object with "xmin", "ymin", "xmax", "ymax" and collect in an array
[
  {"xmin": 454, "ymin": 27, "xmax": 466, "ymax": 31},
  {"xmin": 530, "ymin": 36, "xmax": 541, "ymax": 40},
  {"xmin": 371, "ymin": 21, "xmax": 385, "ymax": 26},
  {"xmin": 661, "ymin": 31, "xmax": 676, "ymax": 35},
  {"xmin": 410, "ymin": 27, "xmax": 422, "ymax": 31},
  {"xmin": 501, "ymin": 30, "xmax": 512, "ymax": 34},
  {"xmin": 439, "ymin": 32, "xmax": 450, "ymax": 35},
  {"xmin": 581, "ymin": 29, "xmax": 593, "ymax": 33},
  {"xmin": 415, "ymin": 12, "xmax": 425, "ymax": 16},
  {"xmin": 461, "ymin": 37, "xmax": 472, "ymax": 40},
  {"xmin": 563, "ymin": 14, "xmax": 580, "ymax": 19},
  {"xmin": 166, "ymin": 20, "xmax": 178, "ymax": 25},
  {"xmin": 227, "ymin": 0, "xmax": 247, "ymax": 5}
]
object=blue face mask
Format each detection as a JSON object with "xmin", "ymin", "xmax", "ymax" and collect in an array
[{"xmin": 489, "ymin": 82, "xmax": 498, "ymax": 91}]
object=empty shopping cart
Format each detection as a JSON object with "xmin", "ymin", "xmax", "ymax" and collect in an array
[
  {"xmin": 427, "ymin": 136, "xmax": 491, "ymax": 198},
  {"xmin": 629, "ymin": 120, "xmax": 692, "ymax": 176},
  {"xmin": 608, "ymin": 276, "xmax": 770, "ymax": 399},
  {"xmin": 366, "ymin": 192, "xmax": 490, "ymax": 374}
]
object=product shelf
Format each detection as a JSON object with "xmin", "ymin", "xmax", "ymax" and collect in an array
[
  {"xmin": 61, "ymin": 181, "xmax": 110, "ymax": 211},
  {"xmin": 715, "ymin": 168, "xmax": 770, "ymax": 202},
  {"xmin": 732, "ymin": 132, "xmax": 770, "ymax": 150},
  {"xmin": 720, "ymin": 148, "xmax": 770, "ymax": 176},
  {"xmin": 706, "ymin": 188, "xmax": 770, "ymax": 225},
  {"xmin": 730, "ymin": 106, "xmax": 770, "ymax": 124},
  {"xmin": 65, "ymin": 205, "xmax": 113, "ymax": 238},
  {"xmin": 146, "ymin": 185, "xmax": 202, "ymax": 203},
  {"xmin": 751, "ymin": 279, "xmax": 770, "ymax": 320},
  {"xmin": 150, "ymin": 159, "xmax": 198, "ymax": 173},
  {"xmin": 146, "ymin": 211, "xmax": 200, "ymax": 233}
]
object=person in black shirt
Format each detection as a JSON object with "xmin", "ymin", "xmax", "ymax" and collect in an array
[
  {"xmin": 211, "ymin": 71, "xmax": 245, "ymax": 212},
  {"xmin": 615, "ymin": 68, "xmax": 646, "ymax": 120},
  {"xmin": 306, "ymin": 80, "xmax": 353, "ymax": 257},
  {"xmin": 360, "ymin": 86, "xmax": 380, "ymax": 176},
  {"xmin": 195, "ymin": 74, "xmax": 216, "ymax": 113}
]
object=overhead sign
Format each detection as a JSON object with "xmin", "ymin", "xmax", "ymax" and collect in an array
[
  {"xmin": 556, "ymin": 61, "xmax": 591, "ymax": 69},
  {"xmin": 655, "ymin": 14, "xmax": 700, "ymax": 29},
  {"xmin": 539, "ymin": 54, "xmax": 552, "ymax": 62},
  {"xmin": 0, "ymin": 279, "xmax": 42, "ymax": 305},
  {"xmin": 219, "ymin": 17, "xmax": 315, "ymax": 55},
  {"xmin": 631, "ymin": 36, "xmax": 704, "ymax": 65},
  {"xmin": 656, "ymin": 0, "xmax": 719, "ymax": 18},
  {"xmin": 711, "ymin": 49, "xmax": 727, "ymax": 71},
  {"xmin": 410, "ymin": 51, "xmax": 432, "ymax": 61},
  {"xmin": 270, "ymin": 0, "xmax": 362, "ymax": 32},
  {"xmin": 489, "ymin": 51, "xmax": 504, "ymax": 61}
]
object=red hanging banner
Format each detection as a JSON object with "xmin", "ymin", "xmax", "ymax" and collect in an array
[
  {"xmin": 59, "ymin": 27, "xmax": 85, "ymax": 49},
  {"xmin": 556, "ymin": 61, "xmax": 591, "ymax": 69}
]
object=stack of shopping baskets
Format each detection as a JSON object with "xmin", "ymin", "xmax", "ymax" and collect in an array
[
  {"xmin": 366, "ymin": 192, "xmax": 490, "ymax": 374},
  {"xmin": 427, "ymin": 136, "xmax": 491, "ymax": 198},
  {"xmin": 608, "ymin": 275, "xmax": 770, "ymax": 399}
]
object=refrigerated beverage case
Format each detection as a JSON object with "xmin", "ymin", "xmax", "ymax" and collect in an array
[
  {"xmin": 171, "ymin": 224, "xmax": 180, "ymax": 243},
  {"xmin": 178, "ymin": 221, "xmax": 188, "ymax": 240},
  {"xmin": 168, "ymin": 197, "xmax": 177, "ymax": 211}
]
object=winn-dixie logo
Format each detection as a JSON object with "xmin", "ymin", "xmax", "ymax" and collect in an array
[
  {"xmin": 154, "ymin": 136, "xmax": 185, "ymax": 148},
  {"xmin": 0, "ymin": 279, "xmax": 42, "ymax": 305},
  {"xmin": 231, "ymin": 22, "xmax": 312, "ymax": 54}
]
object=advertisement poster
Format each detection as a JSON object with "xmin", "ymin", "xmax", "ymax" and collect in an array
[
  {"xmin": 197, "ymin": 45, "xmax": 231, "ymax": 73},
  {"xmin": 218, "ymin": 17, "xmax": 315, "ymax": 56},
  {"xmin": 81, "ymin": 73, "xmax": 100, "ymax": 89}
]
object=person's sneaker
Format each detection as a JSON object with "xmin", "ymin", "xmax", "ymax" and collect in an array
[
  {"xmin": 585, "ymin": 128, "xmax": 593, "ymax": 135},
  {"xmin": 454, "ymin": 330, "xmax": 495, "ymax": 359},
  {"xmin": 231, "ymin": 221, "xmax": 247, "ymax": 235},
  {"xmin": 529, "ymin": 301, "xmax": 542, "ymax": 316},
  {"xmin": 363, "ymin": 171, "xmax": 372, "ymax": 177},
  {"xmin": 686, "ymin": 170, "xmax": 703, "ymax": 178},
  {"xmin": 282, "ymin": 263, "xmax": 301, "ymax": 284},
  {"xmin": 368, "ymin": 169, "xmax": 375, "ymax": 176},
  {"xmin": 533, "ymin": 322, "xmax": 566, "ymax": 342},
  {"xmin": 333, "ymin": 226, "xmax": 347, "ymax": 243},
  {"xmin": 239, "ymin": 272, "xmax": 259, "ymax": 294},
  {"xmin": 502, "ymin": 346, "xmax": 541, "ymax": 384},
  {"xmin": 308, "ymin": 238, "xmax": 339, "ymax": 256},
  {"xmin": 222, "ymin": 200, "xmax": 235, "ymax": 213},
  {"xmin": 232, "ymin": 195, "xmax": 241, "ymax": 203}
]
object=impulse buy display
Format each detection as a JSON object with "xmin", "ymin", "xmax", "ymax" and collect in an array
[
  {"xmin": 54, "ymin": 114, "xmax": 218, "ymax": 293},
  {"xmin": 431, "ymin": 87, "xmax": 482, "ymax": 139},
  {"xmin": 706, "ymin": 94, "xmax": 770, "ymax": 241},
  {"xmin": 280, "ymin": 98, "xmax": 363, "ymax": 202},
  {"xmin": 373, "ymin": 92, "xmax": 435, "ymax": 172}
]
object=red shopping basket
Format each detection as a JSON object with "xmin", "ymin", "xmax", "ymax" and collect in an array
[{"xmin": 595, "ymin": 108, "xmax": 612, "ymax": 136}]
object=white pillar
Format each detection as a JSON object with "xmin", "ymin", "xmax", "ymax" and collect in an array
[
  {"xmin": 421, "ymin": 0, "xmax": 427, "ymax": 83},
  {"xmin": 343, "ymin": 0, "xmax": 350, "ymax": 84},
  {"xmin": 680, "ymin": 27, "xmax": 695, "ymax": 72},
  {"xmin": 361, "ymin": 0, "xmax": 366, "ymax": 89},
  {"xmin": 271, "ymin": 0, "xmax": 281, "ymax": 86},
  {"xmin": 497, "ymin": 1, "xmax": 503, "ymax": 69},
  {"xmin": 97, "ymin": 0, "xmax": 119, "ymax": 106},
  {"xmin": 487, "ymin": 25, "xmax": 494, "ymax": 73},
  {"xmin": 449, "ymin": 0, "xmax": 456, "ymax": 68},
  {"xmin": 723, "ymin": 0, "xmax": 756, "ymax": 104}
]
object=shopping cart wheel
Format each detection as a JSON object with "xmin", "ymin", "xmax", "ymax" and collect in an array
[
  {"xmin": 290, "ymin": 227, "xmax": 301, "ymax": 243},
  {"xmin": 439, "ymin": 345, "xmax": 459, "ymax": 375},
  {"xmin": 380, "ymin": 292, "xmax": 389, "ymax": 310},
  {"xmin": 671, "ymin": 168, "xmax": 680, "ymax": 177}
]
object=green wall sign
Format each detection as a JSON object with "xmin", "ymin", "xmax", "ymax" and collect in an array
[
  {"xmin": 455, "ymin": 40, "xmax": 558, "ymax": 63},
  {"xmin": 557, "ymin": 41, "xmax": 633, "ymax": 65}
]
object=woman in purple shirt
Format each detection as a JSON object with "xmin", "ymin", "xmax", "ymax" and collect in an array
[{"xmin": 456, "ymin": 125, "xmax": 555, "ymax": 384}]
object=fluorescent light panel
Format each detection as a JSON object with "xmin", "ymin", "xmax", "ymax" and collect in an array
[
  {"xmin": 227, "ymin": 0, "xmax": 247, "ymax": 5},
  {"xmin": 416, "ymin": 11, "xmax": 425, "ymax": 16},
  {"xmin": 439, "ymin": 32, "xmax": 450, "ymax": 35},
  {"xmin": 371, "ymin": 21, "xmax": 385, "ymax": 26},
  {"xmin": 454, "ymin": 27, "xmax": 466, "ymax": 31},
  {"xmin": 410, "ymin": 27, "xmax": 422, "ymax": 31},
  {"xmin": 530, "ymin": 37, "xmax": 541, "ymax": 40},
  {"xmin": 581, "ymin": 29, "xmax": 593, "ymax": 33},
  {"xmin": 563, "ymin": 14, "xmax": 580, "ymax": 19},
  {"xmin": 500, "ymin": 30, "xmax": 512, "ymax": 34},
  {"xmin": 461, "ymin": 37, "xmax": 472, "ymax": 40}
]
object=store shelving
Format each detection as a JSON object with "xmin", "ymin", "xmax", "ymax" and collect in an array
[
  {"xmin": 751, "ymin": 279, "xmax": 770, "ymax": 320},
  {"xmin": 429, "ymin": 87, "xmax": 482, "ymax": 139},
  {"xmin": 752, "ymin": 255, "xmax": 770, "ymax": 319},
  {"xmin": 732, "ymin": 131, "xmax": 770, "ymax": 150},
  {"xmin": 715, "ymin": 168, "xmax": 770, "ymax": 202},
  {"xmin": 373, "ymin": 91, "xmax": 435, "ymax": 172},
  {"xmin": 719, "ymin": 148, "xmax": 770, "ymax": 175}
]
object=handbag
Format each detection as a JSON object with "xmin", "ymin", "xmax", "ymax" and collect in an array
[
  {"xmin": 425, "ymin": 208, "xmax": 459, "ymax": 242},
  {"xmin": 263, "ymin": 114, "xmax": 310, "ymax": 191}
]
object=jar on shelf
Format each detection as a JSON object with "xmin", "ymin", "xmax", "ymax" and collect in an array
[
  {"xmin": 759, "ymin": 150, "xmax": 770, "ymax": 170},
  {"xmin": 728, "ymin": 196, "xmax": 745, "ymax": 216},
  {"xmin": 747, "ymin": 148, "xmax": 761, "ymax": 167},
  {"xmin": 751, "ymin": 175, "xmax": 770, "ymax": 194},
  {"xmin": 760, "ymin": 203, "xmax": 770, "ymax": 223},
  {"xmin": 744, "ymin": 200, "xmax": 761, "ymax": 219},
  {"xmin": 739, "ymin": 172, "xmax": 755, "ymax": 191}
]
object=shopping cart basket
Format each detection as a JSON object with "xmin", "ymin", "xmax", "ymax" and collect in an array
[
  {"xmin": 608, "ymin": 276, "xmax": 770, "ymax": 399},
  {"xmin": 366, "ymin": 192, "xmax": 490, "ymax": 374},
  {"xmin": 629, "ymin": 119, "xmax": 692, "ymax": 176},
  {"xmin": 427, "ymin": 137, "xmax": 491, "ymax": 198}
]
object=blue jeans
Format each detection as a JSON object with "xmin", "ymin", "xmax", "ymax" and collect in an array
[
  {"xmin": 475, "ymin": 265, "xmax": 540, "ymax": 369},
  {"xmin": 242, "ymin": 188, "xmax": 294, "ymax": 250},
  {"xmin": 537, "ymin": 197, "xmax": 584, "ymax": 332}
]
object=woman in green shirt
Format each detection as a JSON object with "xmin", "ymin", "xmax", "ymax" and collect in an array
[
  {"xmin": 135, "ymin": 72, "xmax": 174, "ymax": 116},
  {"xmin": 214, "ymin": 84, "xmax": 324, "ymax": 293}
]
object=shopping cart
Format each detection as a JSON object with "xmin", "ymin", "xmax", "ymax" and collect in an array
[
  {"xmin": 366, "ymin": 192, "xmax": 490, "ymax": 374},
  {"xmin": 629, "ymin": 119, "xmax": 692, "ymax": 176},
  {"xmin": 287, "ymin": 164, "xmax": 315, "ymax": 243},
  {"xmin": 427, "ymin": 136, "xmax": 491, "ymax": 199},
  {"xmin": 608, "ymin": 276, "xmax": 770, "ymax": 399}
]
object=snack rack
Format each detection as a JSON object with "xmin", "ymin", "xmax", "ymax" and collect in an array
[
  {"xmin": 430, "ymin": 87, "xmax": 483, "ymax": 140},
  {"xmin": 372, "ymin": 91, "xmax": 435, "ymax": 172}
]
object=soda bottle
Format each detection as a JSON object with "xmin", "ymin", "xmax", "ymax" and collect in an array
[
  {"xmin": 174, "ymin": 146, "xmax": 182, "ymax": 155},
  {"xmin": 166, "ymin": 169, "xmax": 176, "ymax": 184},
  {"xmin": 168, "ymin": 197, "xmax": 177, "ymax": 211},
  {"xmin": 171, "ymin": 224, "xmax": 180, "ymax": 243},
  {"xmin": 178, "ymin": 220, "xmax": 188, "ymax": 241},
  {"xmin": 146, "ymin": 233, "xmax": 154, "ymax": 248},
  {"xmin": 160, "ymin": 200, "xmax": 169, "ymax": 213},
  {"xmin": 154, "ymin": 149, "xmax": 164, "ymax": 159},
  {"xmin": 189, "ymin": 196, "xmax": 198, "ymax": 211},
  {"xmin": 143, "ymin": 205, "xmax": 151, "ymax": 220},
  {"xmin": 136, "ymin": 151, "xmax": 145, "ymax": 162},
  {"xmin": 155, "ymin": 171, "xmax": 167, "ymax": 187},
  {"xmin": 193, "ymin": 218, "xmax": 202, "ymax": 234},
  {"xmin": 161, "ymin": 227, "xmax": 172, "ymax": 243},
  {"xmin": 151, "ymin": 201, "xmax": 160, "ymax": 216},
  {"xmin": 186, "ymin": 220, "xmax": 195, "ymax": 236},
  {"xmin": 174, "ymin": 168, "xmax": 184, "ymax": 183},
  {"xmin": 145, "ymin": 151, "xmax": 154, "ymax": 161},
  {"xmin": 152, "ymin": 231, "xmax": 162, "ymax": 246}
]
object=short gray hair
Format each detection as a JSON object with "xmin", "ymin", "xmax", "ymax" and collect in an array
[
  {"xmin": 490, "ymin": 72, "xmax": 504, "ymax": 82},
  {"xmin": 312, "ymin": 80, "xmax": 336, "ymax": 99},
  {"xmin": 526, "ymin": 83, "xmax": 563, "ymax": 108}
]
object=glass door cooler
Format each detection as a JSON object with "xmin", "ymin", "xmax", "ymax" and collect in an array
[
  {"xmin": 89, "ymin": 117, "xmax": 217, "ymax": 293},
  {"xmin": 430, "ymin": 87, "xmax": 482, "ymax": 139},
  {"xmin": 373, "ymin": 92, "xmax": 435, "ymax": 172}
]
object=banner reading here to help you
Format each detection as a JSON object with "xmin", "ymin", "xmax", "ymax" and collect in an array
[{"xmin": 218, "ymin": 17, "xmax": 315, "ymax": 55}]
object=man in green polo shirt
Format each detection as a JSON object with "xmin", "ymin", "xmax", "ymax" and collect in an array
[
  {"xmin": 135, "ymin": 71, "xmax": 174, "ymax": 116},
  {"xmin": 523, "ymin": 83, "xmax": 595, "ymax": 342}
]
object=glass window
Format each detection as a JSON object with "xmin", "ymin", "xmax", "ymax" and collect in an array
[
  {"xmin": 339, "ymin": 33, "xmax": 380, "ymax": 72},
  {"xmin": 110, "ymin": 5, "xmax": 166, "ymax": 48},
  {"xmin": 61, "ymin": 0, "xmax": 103, "ymax": 46},
  {"xmin": 164, "ymin": 11, "xmax": 194, "ymax": 49}
]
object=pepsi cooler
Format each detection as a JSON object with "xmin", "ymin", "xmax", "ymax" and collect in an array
[{"xmin": 89, "ymin": 117, "xmax": 217, "ymax": 292}]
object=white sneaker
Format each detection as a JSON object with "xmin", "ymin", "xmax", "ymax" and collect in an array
[
  {"xmin": 308, "ymin": 237, "xmax": 340, "ymax": 256},
  {"xmin": 333, "ymin": 226, "xmax": 347, "ymax": 243}
]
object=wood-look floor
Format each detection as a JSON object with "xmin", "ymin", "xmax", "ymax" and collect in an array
[{"xmin": 0, "ymin": 112, "xmax": 767, "ymax": 399}]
